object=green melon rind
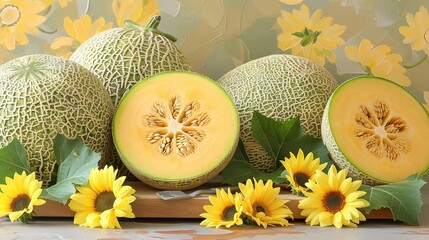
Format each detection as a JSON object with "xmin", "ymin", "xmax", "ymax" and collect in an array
[
  {"xmin": 0, "ymin": 54, "xmax": 114, "ymax": 185},
  {"xmin": 321, "ymin": 75, "xmax": 429, "ymax": 185},
  {"xmin": 218, "ymin": 54, "xmax": 338, "ymax": 172},
  {"xmin": 116, "ymin": 142, "xmax": 237, "ymax": 190},
  {"xmin": 70, "ymin": 27, "xmax": 192, "ymax": 108},
  {"xmin": 112, "ymin": 71, "xmax": 240, "ymax": 190}
]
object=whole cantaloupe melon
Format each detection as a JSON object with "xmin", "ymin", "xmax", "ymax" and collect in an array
[
  {"xmin": 0, "ymin": 54, "xmax": 114, "ymax": 185},
  {"xmin": 113, "ymin": 72, "xmax": 239, "ymax": 190},
  {"xmin": 70, "ymin": 15, "xmax": 192, "ymax": 107},
  {"xmin": 322, "ymin": 76, "xmax": 429, "ymax": 185},
  {"xmin": 218, "ymin": 54, "xmax": 338, "ymax": 172}
]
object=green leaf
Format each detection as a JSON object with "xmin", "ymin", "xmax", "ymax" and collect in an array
[
  {"xmin": 221, "ymin": 158, "xmax": 285, "ymax": 185},
  {"xmin": 252, "ymin": 111, "xmax": 332, "ymax": 169},
  {"xmin": 300, "ymin": 35, "xmax": 313, "ymax": 47},
  {"xmin": 0, "ymin": 139, "xmax": 31, "ymax": 184},
  {"xmin": 251, "ymin": 112, "xmax": 298, "ymax": 166},
  {"xmin": 53, "ymin": 134, "xmax": 81, "ymax": 166},
  {"xmin": 312, "ymin": 31, "xmax": 321, "ymax": 43},
  {"xmin": 41, "ymin": 135, "xmax": 101, "ymax": 204},
  {"xmin": 303, "ymin": 27, "xmax": 310, "ymax": 35},
  {"xmin": 292, "ymin": 31, "xmax": 305, "ymax": 38},
  {"xmin": 232, "ymin": 138, "xmax": 249, "ymax": 162},
  {"xmin": 222, "ymin": 112, "xmax": 334, "ymax": 185},
  {"xmin": 360, "ymin": 175, "xmax": 426, "ymax": 225},
  {"xmin": 222, "ymin": 138, "xmax": 285, "ymax": 185}
]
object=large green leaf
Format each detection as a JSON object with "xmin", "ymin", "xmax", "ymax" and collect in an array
[
  {"xmin": 251, "ymin": 111, "xmax": 332, "ymax": 169},
  {"xmin": 360, "ymin": 175, "xmax": 426, "ymax": 225},
  {"xmin": 221, "ymin": 158, "xmax": 284, "ymax": 185},
  {"xmin": 41, "ymin": 135, "xmax": 101, "ymax": 204},
  {"xmin": 222, "ymin": 139, "xmax": 285, "ymax": 184},
  {"xmin": 0, "ymin": 139, "xmax": 31, "ymax": 184},
  {"xmin": 221, "ymin": 112, "xmax": 333, "ymax": 185},
  {"xmin": 251, "ymin": 111, "xmax": 298, "ymax": 167},
  {"xmin": 221, "ymin": 137, "xmax": 285, "ymax": 184},
  {"xmin": 231, "ymin": 138, "xmax": 249, "ymax": 162}
]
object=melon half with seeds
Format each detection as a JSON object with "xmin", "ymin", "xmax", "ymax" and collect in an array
[
  {"xmin": 322, "ymin": 76, "xmax": 429, "ymax": 185},
  {"xmin": 113, "ymin": 72, "xmax": 239, "ymax": 190}
]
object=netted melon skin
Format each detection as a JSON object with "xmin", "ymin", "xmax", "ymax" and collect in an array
[
  {"xmin": 0, "ymin": 54, "xmax": 114, "ymax": 185},
  {"xmin": 218, "ymin": 54, "xmax": 338, "ymax": 172},
  {"xmin": 70, "ymin": 27, "xmax": 192, "ymax": 107},
  {"xmin": 321, "ymin": 98, "xmax": 383, "ymax": 186}
]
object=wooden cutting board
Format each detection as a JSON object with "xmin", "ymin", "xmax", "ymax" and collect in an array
[{"xmin": 33, "ymin": 182, "xmax": 392, "ymax": 219}]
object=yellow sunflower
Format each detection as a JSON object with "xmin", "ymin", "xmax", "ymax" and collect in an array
[
  {"xmin": 68, "ymin": 166, "xmax": 136, "ymax": 229},
  {"xmin": 50, "ymin": 15, "xmax": 112, "ymax": 58},
  {"xmin": 277, "ymin": 4, "xmax": 346, "ymax": 66},
  {"xmin": 0, "ymin": 0, "xmax": 47, "ymax": 50},
  {"xmin": 280, "ymin": 149, "xmax": 327, "ymax": 194},
  {"xmin": 399, "ymin": 6, "xmax": 429, "ymax": 55},
  {"xmin": 200, "ymin": 188, "xmax": 243, "ymax": 228},
  {"xmin": 298, "ymin": 165, "xmax": 369, "ymax": 228},
  {"xmin": 239, "ymin": 179, "xmax": 293, "ymax": 228},
  {"xmin": 112, "ymin": 0, "xmax": 159, "ymax": 27},
  {"xmin": 345, "ymin": 39, "xmax": 411, "ymax": 86},
  {"xmin": 0, "ymin": 171, "xmax": 46, "ymax": 223}
]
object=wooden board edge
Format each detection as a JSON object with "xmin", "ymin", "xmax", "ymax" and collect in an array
[{"xmin": 33, "ymin": 182, "xmax": 393, "ymax": 219}]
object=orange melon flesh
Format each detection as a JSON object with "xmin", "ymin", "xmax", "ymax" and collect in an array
[
  {"xmin": 327, "ymin": 77, "xmax": 429, "ymax": 183},
  {"xmin": 113, "ymin": 72, "xmax": 239, "ymax": 189}
]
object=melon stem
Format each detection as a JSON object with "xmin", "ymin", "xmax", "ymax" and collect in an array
[{"xmin": 124, "ymin": 15, "xmax": 177, "ymax": 42}]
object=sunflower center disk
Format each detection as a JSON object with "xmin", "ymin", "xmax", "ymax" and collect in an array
[
  {"xmin": 256, "ymin": 205, "xmax": 266, "ymax": 213},
  {"xmin": 95, "ymin": 192, "xmax": 115, "ymax": 212},
  {"xmin": 323, "ymin": 191, "xmax": 345, "ymax": 213},
  {"xmin": 294, "ymin": 172, "xmax": 310, "ymax": 187},
  {"xmin": 11, "ymin": 194, "xmax": 31, "ymax": 211},
  {"xmin": 0, "ymin": 5, "xmax": 20, "ymax": 26},
  {"xmin": 222, "ymin": 206, "xmax": 237, "ymax": 221}
]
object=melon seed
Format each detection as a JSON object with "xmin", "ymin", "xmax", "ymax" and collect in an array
[
  {"xmin": 144, "ymin": 96, "xmax": 210, "ymax": 156},
  {"xmin": 354, "ymin": 100, "xmax": 411, "ymax": 161}
]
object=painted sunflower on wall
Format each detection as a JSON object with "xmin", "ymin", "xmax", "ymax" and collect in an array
[{"xmin": 0, "ymin": 0, "xmax": 46, "ymax": 50}]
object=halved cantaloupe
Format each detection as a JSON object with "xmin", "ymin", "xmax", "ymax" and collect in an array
[
  {"xmin": 112, "ymin": 72, "xmax": 239, "ymax": 190},
  {"xmin": 321, "ymin": 76, "xmax": 429, "ymax": 185}
]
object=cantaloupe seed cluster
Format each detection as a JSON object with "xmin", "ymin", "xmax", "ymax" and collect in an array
[
  {"xmin": 354, "ymin": 100, "xmax": 410, "ymax": 161},
  {"xmin": 144, "ymin": 96, "xmax": 211, "ymax": 157}
]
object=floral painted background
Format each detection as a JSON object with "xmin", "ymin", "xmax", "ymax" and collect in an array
[{"xmin": 0, "ymin": 0, "xmax": 428, "ymax": 108}]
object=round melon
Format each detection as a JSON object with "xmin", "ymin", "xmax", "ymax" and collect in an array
[
  {"xmin": 70, "ymin": 15, "xmax": 192, "ymax": 107},
  {"xmin": 321, "ymin": 76, "xmax": 429, "ymax": 185},
  {"xmin": 112, "ymin": 72, "xmax": 239, "ymax": 190},
  {"xmin": 0, "ymin": 54, "xmax": 114, "ymax": 185},
  {"xmin": 217, "ymin": 54, "xmax": 338, "ymax": 172}
]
